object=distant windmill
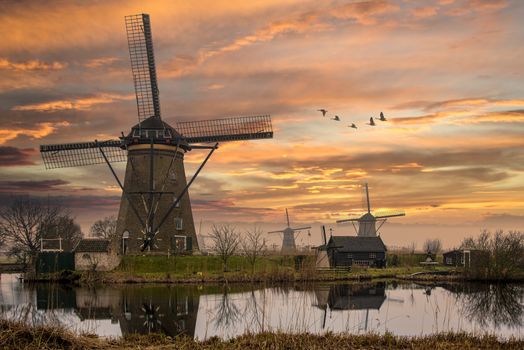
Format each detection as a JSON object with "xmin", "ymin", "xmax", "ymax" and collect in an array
[
  {"xmin": 268, "ymin": 209, "xmax": 311, "ymax": 253},
  {"xmin": 336, "ymin": 183, "xmax": 405, "ymax": 237}
]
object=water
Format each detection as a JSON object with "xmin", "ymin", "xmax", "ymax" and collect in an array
[{"xmin": 1, "ymin": 274, "xmax": 523, "ymax": 339}]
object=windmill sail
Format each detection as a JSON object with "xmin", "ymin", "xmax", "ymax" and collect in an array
[
  {"xmin": 125, "ymin": 14, "xmax": 161, "ymax": 121},
  {"xmin": 40, "ymin": 140, "xmax": 126, "ymax": 169},
  {"xmin": 176, "ymin": 115, "xmax": 273, "ymax": 143}
]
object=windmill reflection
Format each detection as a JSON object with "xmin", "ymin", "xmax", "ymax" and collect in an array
[{"xmin": 314, "ymin": 283, "xmax": 386, "ymax": 330}]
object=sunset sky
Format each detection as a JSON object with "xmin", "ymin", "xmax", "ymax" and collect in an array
[{"xmin": 1, "ymin": 0, "xmax": 523, "ymax": 249}]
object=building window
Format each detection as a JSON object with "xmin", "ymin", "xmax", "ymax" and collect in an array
[
  {"xmin": 446, "ymin": 257, "xmax": 452, "ymax": 265},
  {"xmin": 175, "ymin": 218, "xmax": 183, "ymax": 230},
  {"xmin": 172, "ymin": 235, "xmax": 186, "ymax": 252},
  {"xmin": 353, "ymin": 260, "xmax": 370, "ymax": 266},
  {"xmin": 369, "ymin": 253, "xmax": 376, "ymax": 259},
  {"xmin": 82, "ymin": 253, "xmax": 91, "ymax": 260},
  {"xmin": 122, "ymin": 231, "xmax": 130, "ymax": 255},
  {"xmin": 347, "ymin": 253, "xmax": 353, "ymax": 258}
]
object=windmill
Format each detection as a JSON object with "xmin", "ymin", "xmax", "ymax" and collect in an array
[
  {"xmin": 39, "ymin": 14, "xmax": 273, "ymax": 254},
  {"xmin": 336, "ymin": 183, "xmax": 405, "ymax": 236},
  {"xmin": 268, "ymin": 209, "xmax": 311, "ymax": 253}
]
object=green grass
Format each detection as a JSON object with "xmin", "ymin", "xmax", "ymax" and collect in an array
[
  {"xmin": 117, "ymin": 255, "xmax": 297, "ymax": 275},
  {"xmin": 106, "ymin": 254, "xmax": 456, "ymax": 283}
]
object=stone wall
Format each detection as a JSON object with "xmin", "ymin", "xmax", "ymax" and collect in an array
[{"xmin": 75, "ymin": 252, "xmax": 121, "ymax": 271}]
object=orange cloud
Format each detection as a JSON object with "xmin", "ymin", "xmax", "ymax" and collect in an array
[
  {"xmin": 330, "ymin": 0, "xmax": 400, "ymax": 25},
  {"xmin": 12, "ymin": 93, "xmax": 134, "ymax": 112},
  {"xmin": 0, "ymin": 121, "xmax": 70, "ymax": 144},
  {"xmin": 84, "ymin": 57, "xmax": 120, "ymax": 68},
  {"xmin": 411, "ymin": 6, "xmax": 439, "ymax": 19},
  {"xmin": 0, "ymin": 58, "xmax": 66, "ymax": 71}
]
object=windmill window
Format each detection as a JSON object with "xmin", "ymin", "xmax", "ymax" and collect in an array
[
  {"xmin": 172, "ymin": 195, "xmax": 180, "ymax": 207},
  {"xmin": 164, "ymin": 129, "xmax": 172, "ymax": 138},
  {"xmin": 133, "ymin": 129, "xmax": 140, "ymax": 137},
  {"xmin": 122, "ymin": 231, "xmax": 129, "ymax": 255},
  {"xmin": 175, "ymin": 218, "xmax": 183, "ymax": 230}
]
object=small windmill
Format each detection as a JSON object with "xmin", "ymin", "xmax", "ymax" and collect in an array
[
  {"xmin": 39, "ymin": 14, "xmax": 273, "ymax": 254},
  {"xmin": 268, "ymin": 209, "xmax": 311, "ymax": 253},
  {"xmin": 336, "ymin": 183, "xmax": 405, "ymax": 236}
]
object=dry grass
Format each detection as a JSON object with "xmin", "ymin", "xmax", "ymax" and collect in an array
[{"xmin": 1, "ymin": 320, "xmax": 523, "ymax": 349}]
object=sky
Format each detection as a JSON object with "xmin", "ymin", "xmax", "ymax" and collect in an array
[{"xmin": 0, "ymin": 0, "xmax": 523, "ymax": 249}]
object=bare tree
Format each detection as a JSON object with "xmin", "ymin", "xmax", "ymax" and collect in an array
[
  {"xmin": 241, "ymin": 225, "xmax": 267, "ymax": 275},
  {"xmin": 408, "ymin": 241, "xmax": 416, "ymax": 254},
  {"xmin": 40, "ymin": 214, "xmax": 83, "ymax": 252},
  {"xmin": 423, "ymin": 238, "xmax": 442, "ymax": 254},
  {"xmin": 461, "ymin": 230, "xmax": 524, "ymax": 279},
  {"xmin": 90, "ymin": 215, "xmax": 117, "ymax": 239},
  {"xmin": 0, "ymin": 197, "xmax": 82, "ymax": 264},
  {"xmin": 209, "ymin": 224, "xmax": 240, "ymax": 272}
]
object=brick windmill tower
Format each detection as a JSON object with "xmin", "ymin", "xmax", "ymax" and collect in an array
[{"xmin": 40, "ymin": 14, "xmax": 273, "ymax": 255}]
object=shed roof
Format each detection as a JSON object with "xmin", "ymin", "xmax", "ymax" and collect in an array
[
  {"xmin": 327, "ymin": 236, "xmax": 387, "ymax": 252},
  {"xmin": 74, "ymin": 239, "xmax": 110, "ymax": 253}
]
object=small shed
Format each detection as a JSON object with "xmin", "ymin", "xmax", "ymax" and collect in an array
[
  {"xmin": 443, "ymin": 248, "xmax": 488, "ymax": 268},
  {"xmin": 326, "ymin": 236, "xmax": 387, "ymax": 268},
  {"xmin": 74, "ymin": 239, "xmax": 120, "ymax": 271}
]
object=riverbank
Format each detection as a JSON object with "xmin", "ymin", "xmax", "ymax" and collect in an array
[
  {"xmin": 1, "ymin": 320, "xmax": 522, "ymax": 349},
  {"xmin": 22, "ymin": 255, "xmax": 524, "ymax": 284}
]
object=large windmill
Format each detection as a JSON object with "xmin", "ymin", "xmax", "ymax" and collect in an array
[
  {"xmin": 336, "ymin": 183, "xmax": 405, "ymax": 236},
  {"xmin": 40, "ymin": 14, "xmax": 273, "ymax": 255},
  {"xmin": 268, "ymin": 209, "xmax": 311, "ymax": 254}
]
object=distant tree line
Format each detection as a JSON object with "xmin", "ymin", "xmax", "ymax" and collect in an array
[{"xmin": 460, "ymin": 229, "xmax": 524, "ymax": 279}]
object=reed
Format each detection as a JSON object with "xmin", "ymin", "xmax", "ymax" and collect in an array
[{"xmin": 1, "ymin": 319, "xmax": 523, "ymax": 349}]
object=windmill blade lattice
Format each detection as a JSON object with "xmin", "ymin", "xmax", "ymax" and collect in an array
[
  {"xmin": 40, "ymin": 140, "xmax": 126, "ymax": 169},
  {"xmin": 125, "ymin": 14, "xmax": 161, "ymax": 121},
  {"xmin": 176, "ymin": 115, "xmax": 273, "ymax": 143}
]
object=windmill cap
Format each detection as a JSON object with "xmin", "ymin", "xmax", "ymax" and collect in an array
[{"xmin": 126, "ymin": 116, "xmax": 190, "ymax": 150}]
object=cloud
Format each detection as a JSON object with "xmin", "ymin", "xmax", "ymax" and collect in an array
[
  {"xmin": 83, "ymin": 57, "xmax": 120, "ymax": 68},
  {"xmin": 0, "ymin": 121, "xmax": 70, "ymax": 144},
  {"xmin": 11, "ymin": 93, "xmax": 134, "ymax": 112},
  {"xmin": 0, "ymin": 146, "xmax": 37, "ymax": 166},
  {"xmin": 0, "ymin": 58, "xmax": 66, "ymax": 71},
  {"xmin": 0, "ymin": 179, "xmax": 68, "ymax": 192},
  {"xmin": 411, "ymin": 6, "xmax": 439, "ymax": 19},
  {"xmin": 330, "ymin": 0, "xmax": 400, "ymax": 25}
]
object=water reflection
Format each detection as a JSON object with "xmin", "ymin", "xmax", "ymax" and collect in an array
[
  {"xmin": 0, "ymin": 274, "xmax": 523, "ymax": 339},
  {"xmin": 444, "ymin": 283, "xmax": 524, "ymax": 329}
]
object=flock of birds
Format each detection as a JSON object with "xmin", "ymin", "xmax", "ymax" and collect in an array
[{"xmin": 317, "ymin": 109, "xmax": 387, "ymax": 129}]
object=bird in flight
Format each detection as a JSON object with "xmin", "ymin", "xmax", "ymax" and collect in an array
[
  {"xmin": 331, "ymin": 115, "xmax": 341, "ymax": 121},
  {"xmin": 349, "ymin": 123, "xmax": 358, "ymax": 129},
  {"xmin": 318, "ymin": 109, "xmax": 328, "ymax": 117},
  {"xmin": 379, "ymin": 112, "xmax": 387, "ymax": 121},
  {"xmin": 368, "ymin": 117, "xmax": 376, "ymax": 126}
]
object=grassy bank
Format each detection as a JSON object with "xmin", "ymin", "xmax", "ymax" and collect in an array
[
  {"xmin": 1, "ymin": 320, "xmax": 522, "ymax": 349},
  {"xmin": 100, "ymin": 255, "xmax": 454, "ymax": 283},
  {"xmin": 26, "ymin": 254, "xmax": 524, "ymax": 284}
]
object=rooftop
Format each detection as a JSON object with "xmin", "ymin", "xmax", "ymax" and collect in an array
[
  {"xmin": 327, "ymin": 236, "xmax": 387, "ymax": 252},
  {"xmin": 74, "ymin": 239, "xmax": 111, "ymax": 253}
]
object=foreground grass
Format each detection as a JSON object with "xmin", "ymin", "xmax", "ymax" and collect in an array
[{"xmin": 1, "ymin": 320, "xmax": 522, "ymax": 350}]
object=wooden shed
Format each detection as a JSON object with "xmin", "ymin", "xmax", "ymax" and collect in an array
[{"xmin": 326, "ymin": 236, "xmax": 387, "ymax": 268}]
